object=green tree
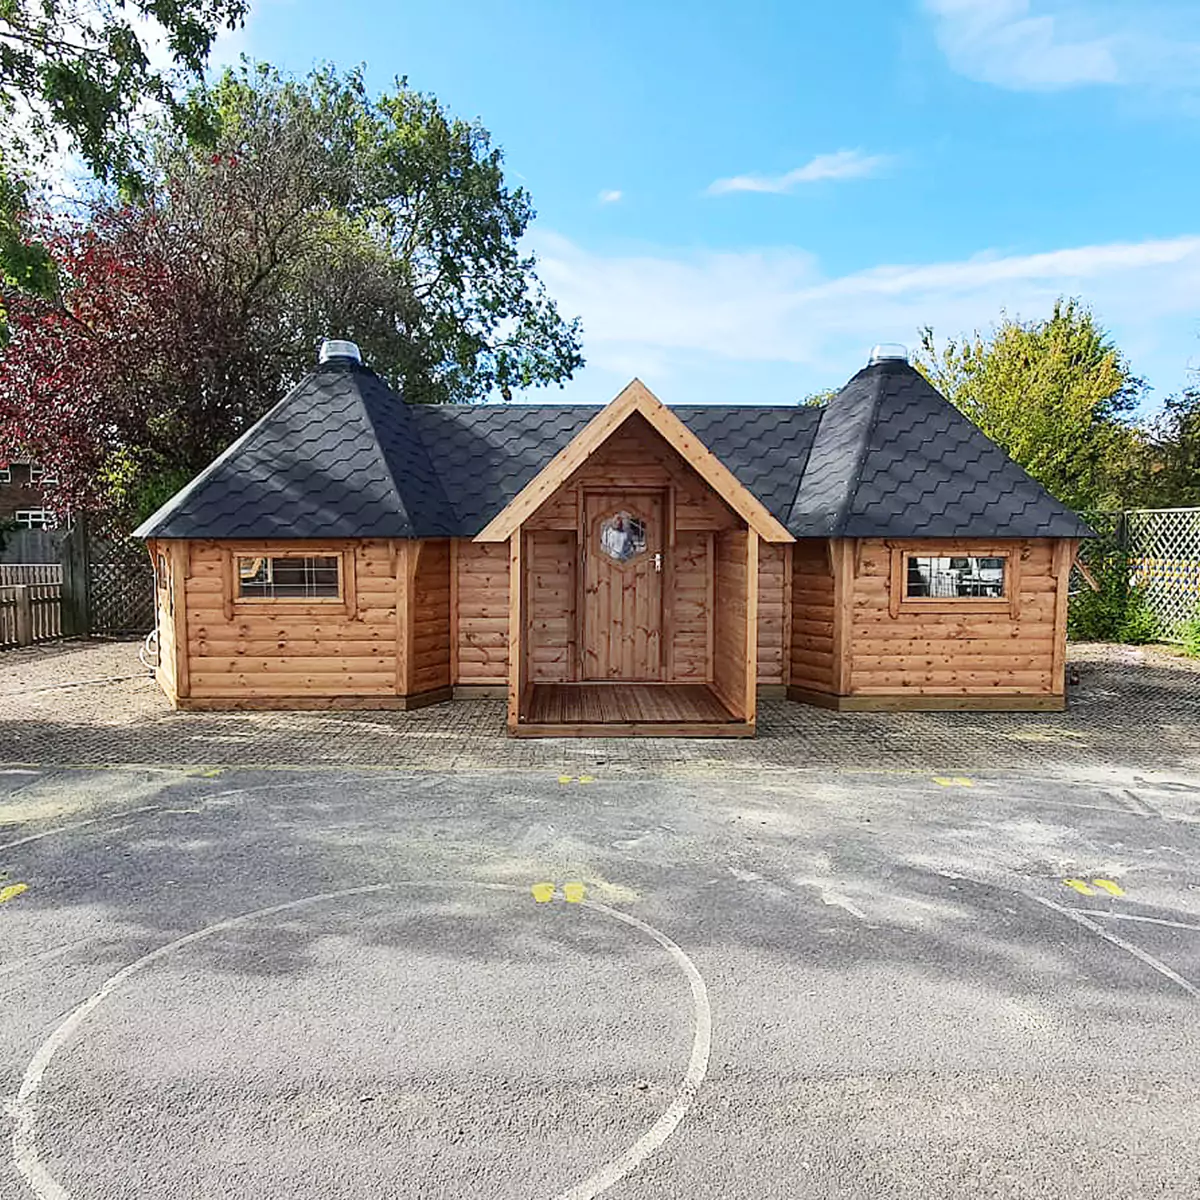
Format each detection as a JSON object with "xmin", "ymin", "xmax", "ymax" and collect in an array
[
  {"xmin": 914, "ymin": 299, "xmax": 1143, "ymax": 510},
  {"xmin": 800, "ymin": 388, "xmax": 838, "ymax": 407},
  {"xmin": 0, "ymin": 0, "xmax": 247, "ymax": 293},
  {"xmin": 147, "ymin": 62, "xmax": 583, "ymax": 404},
  {"xmin": 1132, "ymin": 387, "xmax": 1200, "ymax": 508}
]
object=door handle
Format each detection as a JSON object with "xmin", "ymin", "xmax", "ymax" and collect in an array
[{"xmin": 653, "ymin": 552, "xmax": 663, "ymax": 573}]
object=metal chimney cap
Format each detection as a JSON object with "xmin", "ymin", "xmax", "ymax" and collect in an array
[
  {"xmin": 868, "ymin": 343, "xmax": 908, "ymax": 365},
  {"xmin": 319, "ymin": 339, "xmax": 362, "ymax": 365}
]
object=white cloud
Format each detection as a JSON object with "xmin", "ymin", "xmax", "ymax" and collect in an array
[
  {"xmin": 597, "ymin": 189, "xmax": 623, "ymax": 205},
  {"xmin": 708, "ymin": 150, "xmax": 891, "ymax": 196},
  {"xmin": 529, "ymin": 230, "xmax": 1200, "ymax": 403},
  {"xmin": 925, "ymin": 0, "xmax": 1200, "ymax": 91}
]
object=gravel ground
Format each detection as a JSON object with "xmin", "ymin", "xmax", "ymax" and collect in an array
[{"xmin": 0, "ymin": 638, "xmax": 1197, "ymax": 774}]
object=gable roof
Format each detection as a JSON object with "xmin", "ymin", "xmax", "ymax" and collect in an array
[
  {"xmin": 473, "ymin": 380, "xmax": 794, "ymax": 542},
  {"xmin": 789, "ymin": 359, "xmax": 1093, "ymax": 539},
  {"xmin": 135, "ymin": 357, "xmax": 1091, "ymax": 542}
]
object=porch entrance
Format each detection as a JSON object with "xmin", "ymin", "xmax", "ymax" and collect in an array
[{"xmin": 582, "ymin": 491, "xmax": 664, "ymax": 680}]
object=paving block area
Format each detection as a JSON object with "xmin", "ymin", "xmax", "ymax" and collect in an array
[{"xmin": 0, "ymin": 639, "xmax": 1197, "ymax": 774}]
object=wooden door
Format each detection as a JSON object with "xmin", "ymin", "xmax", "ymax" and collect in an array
[{"xmin": 582, "ymin": 492, "xmax": 664, "ymax": 680}]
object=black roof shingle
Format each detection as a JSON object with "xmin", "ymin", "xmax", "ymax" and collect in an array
[{"xmin": 135, "ymin": 357, "xmax": 1091, "ymax": 541}]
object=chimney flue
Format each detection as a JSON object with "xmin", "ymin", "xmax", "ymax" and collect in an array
[
  {"xmin": 319, "ymin": 339, "xmax": 362, "ymax": 365},
  {"xmin": 868, "ymin": 343, "xmax": 908, "ymax": 365}
]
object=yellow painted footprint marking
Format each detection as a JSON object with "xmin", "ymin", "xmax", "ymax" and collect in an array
[
  {"xmin": 562, "ymin": 882, "xmax": 586, "ymax": 904},
  {"xmin": 1092, "ymin": 879, "xmax": 1126, "ymax": 897},
  {"xmin": 578, "ymin": 776, "xmax": 595, "ymax": 784},
  {"xmin": 558, "ymin": 775, "xmax": 574, "ymax": 784},
  {"xmin": 0, "ymin": 883, "xmax": 29, "ymax": 904},
  {"xmin": 1063, "ymin": 879, "xmax": 1095, "ymax": 895},
  {"xmin": 933, "ymin": 777, "xmax": 974, "ymax": 787},
  {"xmin": 531, "ymin": 882, "xmax": 556, "ymax": 904},
  {"xmin": 558, "ymin": 775, "xmax": 597, "ymax": 784}
]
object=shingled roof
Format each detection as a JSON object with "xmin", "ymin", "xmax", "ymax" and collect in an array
[
  {"xmin": 790, "ymin": 358, "xmax": 1093, "ymax": 539},
  {"xmin": 135, "ymin": 356, "xmax": 1091, "ymax": 541}
]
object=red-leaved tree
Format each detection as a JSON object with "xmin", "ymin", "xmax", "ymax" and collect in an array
[{"xmin": 0, "ymin": 200, "xmax": 277, "ymax": 527}]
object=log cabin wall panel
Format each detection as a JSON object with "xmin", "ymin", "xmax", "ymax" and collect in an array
[
  {"xmin": 712, "ymin": 529, "xmax": 749, "ymax": 717},
  {"xmin": 527, "ymin": 530, "xmax": 576, "ymax": 682},
  {"xmin": 523, "ymin": 415, "xmax": 741, "ymax": 535},
  {"xmin": 455, "ymin": 539, "xmax": 510, "ymax": 684},
  {"xmin": 671, "ymin": 530, "xmax": 710, "ymax": 681},
  {"xmin": 849, "ymin": 538, "xmax": 1058, "ymax": 696},
  {"xmin": 790, "ymin": 540, "xmax": 836, "ymax": 694},
  {"xmin": 412, "ymin": 539, "xmax": 451, "ymax": 694},
  {"xmin": 185, "ymin": 539, "xmax": 398, "ymax": 698},
  {"xmin": 756, "ymin": 541, "xmax": 786, "ymax": 686}
]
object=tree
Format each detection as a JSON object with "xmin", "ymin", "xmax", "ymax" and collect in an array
[
  {"xmin": 0, "ymin": 0, "xmax": 247, "ymax": 292},
  {"xmin": 1132, "ymin": 387, "xmax": 1200, "ymax": 508},
  {"xmin": 0, "ymin": 64, "xmax": 583, "ymax": 527},
  {"xmin": 914, "ymin": 299, "xmax": 1143, "ymax": 510},
  {"xmin": 800, "ymin": 388, "xmax": 838, "ymax": 407},
  {"xmin": 146, "ymin": 62, "xmax": 584, "ymax": 404},
  {"xmin": 0, "ymin": 203, "xmax": 257, "ymax": 522}
]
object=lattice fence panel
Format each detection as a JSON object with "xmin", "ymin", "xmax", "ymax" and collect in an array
[
  {"xmin": 88, "ymin": 538, "xmax": 155, "ymax": 634},
  {"xmin": 1127, "ymin": 508, "xmax": 1200, "ymax": 636}
]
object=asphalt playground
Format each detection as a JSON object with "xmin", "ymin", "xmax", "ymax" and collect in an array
[{"xmin": 1, "ymin": 761, "xmax": 1199, "ymax": 1199}]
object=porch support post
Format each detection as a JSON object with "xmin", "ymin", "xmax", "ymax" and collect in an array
[
  {"xmin": 830, "ymin": 538, "xmax": 854, "ymax": 697},
  {"xmin": 744, "ymin": 529, "xmax": 759, "ymax": 725},
  {"xmin": 507, "ymin": 531, "xmax": 527, "ymax": 731}
]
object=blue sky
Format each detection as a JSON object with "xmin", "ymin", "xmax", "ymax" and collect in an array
[{"xmin": 217, "ymin": 0, "xmax": 1200, "ymax": 408}]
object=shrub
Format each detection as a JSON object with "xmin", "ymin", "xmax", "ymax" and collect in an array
[
  {"xmin": 1116, "ymin": 598, "xmax": 1159, "ymax": 645},
  {"xmin": 1181, "ymin": 611, "xmax": 1200, "ymax": 659},
  {"xmin": 1068, "ymin": 548, "xmax": 1143, "ymax": 642}
]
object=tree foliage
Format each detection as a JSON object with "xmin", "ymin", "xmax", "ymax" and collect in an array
[
  {"xmin": 0, "ymin": 0, "xmax": 246, "ymax": 188},
  {"xmin": 1131, "ymin": 387, "xmax": 1200, "ymax": 508},
  {"xmin": 149, "ymin": 62, "xmax": 584, "ymax": 404},
  {"xmin": 914, "ymin": 299, "xmax": 1144, "ymax": 510},
  {"xmin": 0, "ymin": 63, "xmax": 583, "ymax": 528}
]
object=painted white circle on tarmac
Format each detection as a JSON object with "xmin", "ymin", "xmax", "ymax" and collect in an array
[{"xmin": 11, "ymin": 881, "xmax": 711, "ymax": 1200}]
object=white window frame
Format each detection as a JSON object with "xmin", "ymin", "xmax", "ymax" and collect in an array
[{"xmin": 14, "ymin": 509, "xmax": 53, "ymax": 529}]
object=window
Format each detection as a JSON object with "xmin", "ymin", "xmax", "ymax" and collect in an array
[
  {"xmin": 14, "ymin": 509, "xmax": 52, "ymax": 529},
  {"xmin": 598, "ymin": 512, "xmax": 647, "ymax": 563},
  {"xmin": 237, "ymin": 554, "xmax": 341, "ymax": 600},
  {"xmin": 906, "ymin": 555, "xmax": 1006, "ymax": 600},
  {"xmin": 0, "ymin": 464, "xmax": 10, "ymax": 484}
]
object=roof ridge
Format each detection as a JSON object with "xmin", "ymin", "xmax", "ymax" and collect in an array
[
  {"xmin": 828, "ymin": 367, "xmax": 888, "ymax": 537},
  {"xmin": 350, "ymin": 371, "xmax": 416, "ymax": 534}
]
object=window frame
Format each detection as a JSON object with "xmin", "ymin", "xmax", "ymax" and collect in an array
[
  {"xmin": 221, "ymin": 545, "xmax": 357, "ymax": 619},
  {"xmin": 887, "ymin": 542, "xmax": 1023, "ymax": 619},
  {"xmin": 13, "ymin": 508, "xmax": 53, "ymax": 529},
  {"xmin": 0, "ymin": 464, "xmax": 10, "ymax": 484}
]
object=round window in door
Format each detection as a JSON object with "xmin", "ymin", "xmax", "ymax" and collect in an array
[{"xmin": 598, "ymin": 512, "xmax": 647, "ymax": 563}]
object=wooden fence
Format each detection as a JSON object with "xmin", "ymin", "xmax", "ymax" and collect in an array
[
  {"xmin": 0, "ymin": 563, "xmax": 63, "ymax": 587},
  {"xmin": 0, "ymin": 584, "xmax": 64, "ymax": 648},
  {"xmin": 0, "ymin": 522, "xmax": 154, "ymax": 650}
]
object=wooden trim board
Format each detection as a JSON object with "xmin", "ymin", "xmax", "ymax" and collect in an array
[
  {"xmin": 786, "ymin": 684, "xmax": 1066, "ymax": 712},
  {"xmin": 177, "ymin": 687, "xmax": 454, "ymax": 712},
  {"xmin": 511, "ymin": 721, "xmax": 755, "ymax": 739},
  {"xmin": 475, "ymin": 379, "xmax": 793, "ymax": 544}
]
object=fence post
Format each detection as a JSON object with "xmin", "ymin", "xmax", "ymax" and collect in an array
[
  {"xmin": 13, "ymin": 585, "xmax": 32, "ymax": 647},
  {"xmin": 60, "ymin": 519, "xmax": 91, "ymax": 637}
]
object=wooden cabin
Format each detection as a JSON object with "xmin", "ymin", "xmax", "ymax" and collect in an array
[{"xmin": 135, "ymin": 342, "xmax": 1092, "ymax": 736}]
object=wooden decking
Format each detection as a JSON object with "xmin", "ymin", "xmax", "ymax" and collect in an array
[{"xmin": 516, "ymin": 682, "xmax": 752, "ymax": 738}]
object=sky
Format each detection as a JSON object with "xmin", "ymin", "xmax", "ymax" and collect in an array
[{"xmin": 214, "ymin": 0, "xmax": 1200, "ymax": 409}]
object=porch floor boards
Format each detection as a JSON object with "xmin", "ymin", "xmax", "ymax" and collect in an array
[{"xmin": 527, "ymin": 682, "xmax": 736, "ymax": 725}]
